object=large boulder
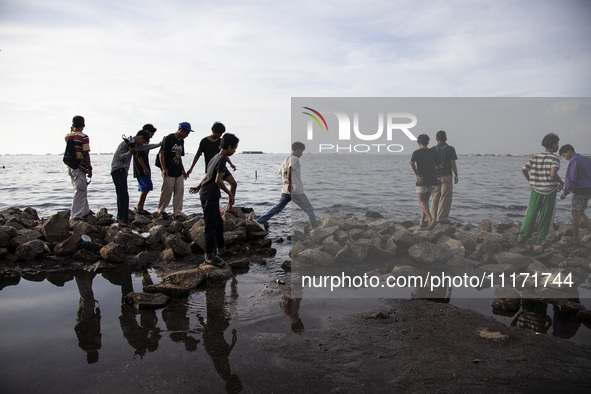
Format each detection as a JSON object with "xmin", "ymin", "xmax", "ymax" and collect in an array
[
  {"xmin": 15, "ymin": 239, "xmax": 47, "ymax": 261},
  {"xmin": 41, "ymin": 214, "xmax": 70, "ymax": 243},
  {"xmin": 199, "ymin": 261, "xmax": 234, "ymax": 281},
  {"xmin": 408, "ymin": 242, "xmax": 452, "ymax": 264},
  {"xmin": 391, "ymin": 230, "xmax": 424, "ymax": 248},
  {"xmin": 9, "ymin": 230, "xmax": 43, "ymax": 250},
  {"xmin": 493, "ymin": 252, "xmax": 535, "ymax": 270},
  {"xmin": 163, "ymin": 233, "xmax": 192, "ymax": 256},
  {"xmin": 54, "ymin": 234, "xmax": 82, "ymax": 256},
  {"xmin": 162, "ymin": 268, "xmax": 206, "ymax": 289},
  {"xmin": 437, "ymin": 235, "xmax": 465, "ymax": 257},
  {"xmin": 99, "ymin": 242, "xmax": 126, "ymax": 263}
]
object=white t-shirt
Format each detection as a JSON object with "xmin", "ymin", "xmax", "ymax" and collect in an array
[{"xmin": 279, "ymin": 155, "xmax": 304, "ymax": 195}]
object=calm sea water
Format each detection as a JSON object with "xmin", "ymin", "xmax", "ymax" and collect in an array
[
  {"xmin": 0, "ymin": 153, "xmax": 574, "ymax": 224},
  {"xmin": 0, "ymin": 153, "xmax": 588, "ymax": 393}
]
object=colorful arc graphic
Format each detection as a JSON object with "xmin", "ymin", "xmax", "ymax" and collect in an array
[{"xmin": 302, "ymin": 107, "xmax": 328, "ymax": 131}]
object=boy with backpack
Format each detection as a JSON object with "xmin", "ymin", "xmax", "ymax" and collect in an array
[{"xmin": 64, "ymin": 115, "xmax": 93, "ymax": 221}]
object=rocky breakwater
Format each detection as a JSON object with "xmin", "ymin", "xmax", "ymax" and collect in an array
[
  {"xmin": 289, "ymin": 214, "xmax": 591, "ymax": 323},
  {"xmin": 0, "ymin": 206, "xmax": 274, "ymax": 308}
]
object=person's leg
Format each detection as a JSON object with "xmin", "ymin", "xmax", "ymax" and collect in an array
[
  {"xmin": 430, "ymin": 177, "xmax": 442, "ymax": 221},
  {"xmin": 224, "ymin": 174, "xmax": 237, "ymax": 210},
  {"xmin": 518, "ymin": 190, "xmax": 542, "ymax": 242},
  {"xmin": 565, "ymin": 194, "xmax": 591, "ymax": 242},
  {"xmin": 111, "ymin": 169, "xmax": 129, "ymax": 224},
  {"xmin": 201, "ymin": 196, "xmax": 220, "ymax": 260},
  {"xmin": 172, "ymin": 175, "xmax": 184, "ymax": 217},
  {"xmin": 535, "ymin": 191, "xmax": 556, "ymax": 245},
  {"xmin": 437, "ymin": 175, "xmax": 453, "ymax": 222},
  {"xmin": 70, "ymin": 168, "xmax": 89, "ymax": 220},
  {"xmin": 157, "ymin": 174, "xmax": 174, "ymax": 214},
  {"xmin": 291, "ymin": 193, "xmax": 318, "ymax": 228},
  {"xmin": 257, "ymin": 193, "xmax": 291, "ymax": 224},
  {"xmin": 418, "ymin": 192, "xmax": 434, "ymax": 225},
  {"xmin": 137, "ymin": 191, "xmax": 148, "ymax": 210}
]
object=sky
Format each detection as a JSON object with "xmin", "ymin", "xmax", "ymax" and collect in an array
[{"xmin": 0, "ymin": 0, "xmax": 590, "ymax": 155}]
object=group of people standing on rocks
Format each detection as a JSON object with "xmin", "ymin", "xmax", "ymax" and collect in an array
[
  {"xmin": 410, "ymin": 130, "xmax": 591, "ymax": 245},
  {"xmin": 63, "ymin": 115, "xmax": 317, "ymax": 266}
]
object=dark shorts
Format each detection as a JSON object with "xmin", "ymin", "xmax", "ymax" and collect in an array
[
  {"xmin": 137, "ymin": 175, "xmax": 153, "ymax": 192},
  {"xmin": 223, "ymin": 170, "xmax": 232, "ymax": 181}
]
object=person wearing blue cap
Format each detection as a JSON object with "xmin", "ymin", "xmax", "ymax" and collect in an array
[{"xmin": 156, "ymin": 122, "xmax": 193, "ymax": 220}]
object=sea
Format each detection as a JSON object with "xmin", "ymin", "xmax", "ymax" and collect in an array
[{"xmin": 0, "ymin": 153, "xmax": 589, "ymax": 392}]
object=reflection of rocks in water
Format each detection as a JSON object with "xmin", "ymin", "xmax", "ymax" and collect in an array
[
  {"xmin": 511, "ymin": 300, "xmax": 552, "ymax": 334},
  {"xmin": 552, "ymin": 303, "xmax": 583, "ymax": 339},
  {"xmin": 74, "ymin": 271, "xmax": 101, "ymax": 364},
  {"xmin": 0, "ymin": 275, "xmax": 20, "ymax": 290},
  {"xmin": 280, "ymin": 294, "xmax": 304, "ymax": 333}
]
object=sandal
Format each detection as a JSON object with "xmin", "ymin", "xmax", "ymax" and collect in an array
[
  {"xmin": 204, "ymin": 256, "xmax": 225, "ymax": 267},
  {"xmin": 175, "ymin": 215, "xmax": 186, "ymax": 222},
  {"xmin": 135, "ymin": 207, "xmax": 151, "ymax": 215},
  {"xmin": 217, "ymin": 250, "xmax": 237, "ymax": 258}
]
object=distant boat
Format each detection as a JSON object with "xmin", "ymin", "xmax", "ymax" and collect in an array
[{"xmin": 241, "ymin": 151, "xmax": 264, "ymax": 154}]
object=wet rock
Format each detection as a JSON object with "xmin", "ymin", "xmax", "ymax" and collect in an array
[
  {"xmin": 391, "ymin": 265, "xmax": 421, "ymax": 277},
  {"xmin": 309, "ymin": 226, "xmax": 340, "ymax": 243},
  {"xmin": 132, "ymin": 215, "xmax": 152, "ymax": 226},
  {"xmin": 0, "ymin": 225, "xmax": 18, "ymax": 240},
  {"xmin": 144, "ymin": 283, "xmax": 191, "ymax": 298},
  {"xmin": 295, "ymin": 247, "xmax": 336, "ymax": 266},
  {"xmin": 425, "ymin": 224, "xmax": 456, "ymax": 242},
  {"xmin": 73, "ymin": 248, "xmax": 100, "ymax": 263},
  {"xmin": 437, "ymin": 235, "xmax": 465, "ymax": 257},
  {"xmin": 114, "ymin": 231, "xmax": 145, "ymax": 249},
  {"xmin": 446, "ymin": 255, "xmax": 481, "ymax": 268},
  {"xmin": 71, "ymin": 221, "xmax": 104, "ymax": 243},
  {"xmin": 227, "ymin": 258, "xmax": 250, "ymax": 269},
  {"xmin": 9, "ymin": 230, "xmax": 43, "ymax": 250},
  {"xmin": 0, "ymin": 231, "xmax": 9, "ymax": 249},
  {"xmin": 15, "ymin": 239, "xmax": 47, "ymax": 261},
  {"xmin": 408, "ymin": 241, "xmax": 452, "ymax": 264},
  {"xmin": 145, "ymin": 224, "xmax": 165, "ymax": 245},
  {"xmin": 164, "ymin": 233, "xmax": 192, "ymax": 256},
  {"xmin": 391, "ymin": 230, "xmax": 424, "ymax": 248},
  {"xmin": 162, "ymin": 268, "xmax": 206, "ymax": 288},
  {"xmin": 335, "ymin": 243, "xmax": 370, "ymax": 264},
  {"xmin": 24, "ymin": 207, "xmax": 39, "ymax": 220},
  {"xmin": 54, "ymin": 234, "xmax": 82, "ymax": 256},
  {"xmin": 198, "ymin": 261, "xmax": 234, "ymax": 281},
  {"xmin": 491, "ymin": 286, "xmax": 521, "ymax": 312},
  {"xmin": 493, "ymin": 252, "xmax": 535, "ymax": 270},
  {"xmin": 159, "ymin": 248, "xmax": 176, "ymax": 262},
  {"xmin": 479, "ymin": 220, "xmax": 492, "ymax": 232},
  {"xmin": 41, "ymin": 214, "xmax": 70, "ymax": 243},
  {"xmin": 99, "ymin": 242, "xmax": 126, "ymax": 263},
  {"xmin": 576, "ymin": 310, "xmax": 591, "ymax": 323},
  {"xmin": 124, "ymin": 292, "xmax": 169, "ymax": 310}
]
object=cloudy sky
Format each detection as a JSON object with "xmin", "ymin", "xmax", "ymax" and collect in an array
[{"xmin": 0, "ymin": 0, "xmax": 590, "ymax": 155}]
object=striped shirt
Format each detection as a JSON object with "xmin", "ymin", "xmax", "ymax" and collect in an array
[
  {"xmin": 522, "ymin": 152, "xmax": 560, "ymax": 194},
  {"xmin": 64, "ymin": 131, "xmax": 90, "ymax": 160}
]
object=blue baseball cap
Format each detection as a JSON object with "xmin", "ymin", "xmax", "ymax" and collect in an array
[{"xmin": 178, "ymin": 122, "xmax": 194, "ymax": 132}]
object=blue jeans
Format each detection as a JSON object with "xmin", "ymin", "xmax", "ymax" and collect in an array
[
  {"xmin": 257, "ymin": 193, "xmax": 318, "ymax": 228},
  {"xmin": 111, "ymin": 168, "xmax": 129, "ymax": 224}
]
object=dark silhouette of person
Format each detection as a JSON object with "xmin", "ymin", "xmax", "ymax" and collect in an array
[
  {"xmin": 198, "ymin": 280, "xmax": 243, "ymax": 393},
  {"xmin": 74, "ymin": 271, "xmax": 101, "ymax": 364}
]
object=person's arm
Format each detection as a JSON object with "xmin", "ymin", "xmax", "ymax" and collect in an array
[
  {"xmin": 159, "ymin": 149, "xmax": 168, "ymax": 176},
  {"xmin": 521, "ymin": 168, "xmax": 530, "ymax": 182},
  {"xmin": 451, "ymin": 160, "xmax": 458, "ymax": 184},
  {"xmin": 410, "ymin": 161, "xmax": 423, "ymax": 183},
  {"xmin": 138, "ymin": 155, "xmax": 149, "ymax": 176},
  {"xmin": 216, "ymin": 171, "xmax": 234, "ymax": 206},
  {"xmin": 189, "ymin": 175, "xmax": 207, "ymax": 194},
  {"xmin": 82, "ymin": 151, "xmax": 92, "ymax": 178},
  {"xmin": 137, "ymin": 142, "xmax": 162, "ymax": 151},
  {"xmin": 187, "ymin": 153, "xmax": 201, "ymax": 176},
  {"xmin": 227, "ymin": 156, "xmax": 237, "ymax": 171},
  {"xmin": 550, "ymin": 166, "xmax": 564, "ymax": 192}
]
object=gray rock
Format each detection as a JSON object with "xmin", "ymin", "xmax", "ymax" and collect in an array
[
  {"xmin": 114, "ymin": 231, "xmax": 145, "ymax": 248},
  {"xmin": 309, "ymin": 226, "xmax": 340, "ymax": 243},
  {"xmin": 145, "ymin": 224, "xmax": 165, "ymax": 245},
  {"xmin": 99, "ymin": 242, "xmax": 126, "ymax": 263},
  {"xmin": 408, "ymin": 242, "xmax": 452, "ymax": 264},
  {"xmin": 491, "ymin": 286, "xmax": 521, "ymax": 312},
  {"xmin": 493, "ymin": 251, "xmax": 535, "ymax": 270},
  {"xmin": 0, "ymin": 225, "xmax": 18, "ymax": 239},
  {"xmin": 446, "ymin": 255, "xmax": 481, "ymax": 268},
  {"xmin": 437, "ymin": 235, "xmax": 466, "ymax": 257},
  {"xmin": 41, "ymin": 214, "xmax": 70, "ymax": 243},
  {"xmin": 124, "ymin": 292, "xmax": 169, "ymax": 310},
  {"xmin": 479, "ymin": 220, "xmax": 492, "ymax": 232},
  {"xmin": 54, "ymin": 234, "xmax": 82, "ymax": 256},
  {"xmin": 391, "ymin": 265, "xmax": 421, "ymax": 277},
  {"xmin": 9, "ymin": 230, "xmax": 43, "ymax": 250},
  {"xmin": 295, "ymin": 247, "xmax": 335, "ymax": 266},
  {"xmin": 335, "ymin": 243, "xmax": 370, "ymax": 264},
  {"xmin": 72, "ymin": 248, "xmax": 100, "ymax": 262},
  {"xmin": 15, "ymin": 239, "xmax": 47, "ymax": 261},
  {"xmin": 132, "ymin": 215, "xmax": 153, "ymax": 226},
  {"xmin": 71, "ymin": 221, "xmax": 103, "ymax": 243},
  {"xmin": 0, "ymin": 231, "xmax": 9, "ymax": 248},
  {"xmin": 162, "ymin": 268, "xmax": 206, "ymax": 288},
  {"xmin": 425, "ymin": 224, "xmax": 456, "ymax": 242},
  {"xmin": 391, "ymin": 230, "xmax": 424, "ymax": 248},
  {"xmin": 164, "ymin": 233, "xmax": 192, "ymax": 256},
  {"xmin": 199, "ymin": 261, "xmax": 234, "ymax": 281}
]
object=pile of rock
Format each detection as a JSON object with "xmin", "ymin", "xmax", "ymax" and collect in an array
[
  {"xmin": 290, "ymin": 213, "xmax": 591, "ymax": 300},
  {"xmin": 0, "ymin": 206, "xmax": 274, "ymax": 275}
]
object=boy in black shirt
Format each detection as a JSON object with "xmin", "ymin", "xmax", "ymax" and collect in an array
[
  {"xmin": 190, "ymin": 133, "xmax": 239, "ymax": 266},
  {"xmin": 410, "ymin": 134, "xmax": 439, "ymax": 229}
]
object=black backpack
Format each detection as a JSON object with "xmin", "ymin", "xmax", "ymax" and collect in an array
[{"xmin": 63, "ymin": 138, "xmax": 80, "ymax": 169}]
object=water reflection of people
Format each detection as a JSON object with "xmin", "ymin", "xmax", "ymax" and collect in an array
[
  {"xmin": 552, "ymin": 304, "xmax": 581, "ymax": 339},
  {"xmin": 74, "ymin": 271, "xmax": 101, "ymax": 364},
  {"xmin": 199, "ymin": 280, "xmax": 242, "ymax": 393},
  {"xmin": 511, "ymin": 299, "xmax": 552, "ymax": 334}
]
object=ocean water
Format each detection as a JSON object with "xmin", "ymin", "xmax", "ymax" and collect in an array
[{"xmin": 0, "ymin": 153, "xmax": 574, "ymax": 225}]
